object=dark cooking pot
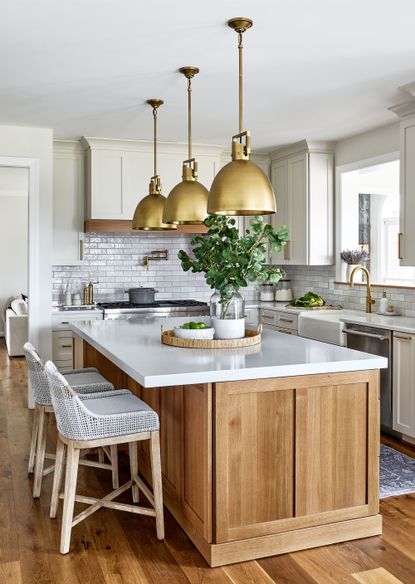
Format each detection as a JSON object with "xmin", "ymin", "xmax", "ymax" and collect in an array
[{"xmin": 126, "ymin": 287, "xmax": 158, "ymax": 304}]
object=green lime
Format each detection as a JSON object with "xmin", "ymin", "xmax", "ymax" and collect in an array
[
  {"xmin": 189, "ymin": 322, "xmax": 197, "ymax": 329},
  {"xmin": 182, "ymin": 323, "xmax": 190, "ymax": 329},
  {"xmin": 197, "ymin": 322, "xmax": 206, "ymax": 329}
]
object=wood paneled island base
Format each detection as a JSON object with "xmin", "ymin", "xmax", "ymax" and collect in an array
[{"xmin": 83, "ymin": 340, "xmax": 382, "ymax": 567}]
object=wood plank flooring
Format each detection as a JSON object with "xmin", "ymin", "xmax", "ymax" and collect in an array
[{"xmin": 2, "ymin": 340, "xmax": 415, "ymax": 583}]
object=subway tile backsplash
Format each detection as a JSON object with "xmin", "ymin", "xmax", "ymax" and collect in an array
[
  {"xmin": 52, "ymin": 232, "xmax": 258, "ymax": 305},
  {"xmin": 52, "ymin": 236, "xmax": 415, "ymax": 314},
  {"xmin": 285, "ymin": 265, "xmax": 415, "ymax": 317}
]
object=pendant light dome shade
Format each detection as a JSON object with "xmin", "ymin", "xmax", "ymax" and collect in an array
[
  {"xmin": 163, "ymin": 170, "xmax": 209, "ymax": 224},
  {"xmin": 207, "ymin": 17, "xmax": 276, "ymax": 216},
  {"xmin": 132, "ymin": 188, "xmax": 174, "ymax": 231},
  {"xmin": 132, "ymin": 99, "xmax": 177, "ymax": 231},
  {"xmin": 208, "ymin": 139, "xmax": 276, "ymax": 215},
  {"xmin": 163, "ymin": 66, "xmax": 208, "ymax": 225}
]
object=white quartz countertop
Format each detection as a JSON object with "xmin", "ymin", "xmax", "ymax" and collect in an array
[
  {"xmin": 297, "ymin": 308, "xmax": 415, "ymax": 334},
  {"xmin": 71, "ymin": 316, "xmax": 387, "ymax": 388}
]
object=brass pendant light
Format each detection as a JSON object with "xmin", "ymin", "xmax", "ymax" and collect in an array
[
  {"xmin": 163, "ymin": 67, "xmax": 209, "ymax": 224},
  {"xmin": 207, "ymin": 18, "xmax": 276, "ymax": 216},
  {"xmin": 132, "ymin": 99, "xmax": 177, "ymax": 231}
]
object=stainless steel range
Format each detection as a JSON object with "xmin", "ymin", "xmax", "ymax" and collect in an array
[{"xmin": 97, "ymin": 300, "xmax": 209, "ymax": 320}]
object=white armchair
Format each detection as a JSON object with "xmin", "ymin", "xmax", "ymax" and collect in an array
[{"xmin": 5, "ymin": 308, "xmax": 28, "ymax": 356}]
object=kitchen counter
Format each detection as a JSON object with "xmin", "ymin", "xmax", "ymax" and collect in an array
[
  {"xmin": 72, "ymin": 316, "xmax": 384, "ymax": 567},
  {"xmin": 71, "ymin": 316, "xmax": 386, "ymax": 388},
  {"xmin": 340, "ymin": 310, "xmax": 415, "ymax": 334}
]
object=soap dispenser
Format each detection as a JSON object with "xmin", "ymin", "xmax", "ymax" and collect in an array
[
  {"xmin": 65, "ymin": 282, "xmax": 72, "ymax": 306},
  {"xmin": 379, "ymin": 291, "xmax": 388, "ymax": 315}
]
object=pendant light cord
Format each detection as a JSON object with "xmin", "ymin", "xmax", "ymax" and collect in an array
[
  {"xmin": 238, "ymin": 31, "xmax": 243, "ymax": 134},
  {"xmin": 187, "ymin": 77, "xmax": 192, "ymax": 160},
  {"xmin": 152, "ymin": 105, "xmax": 158, "ymax": 177}
]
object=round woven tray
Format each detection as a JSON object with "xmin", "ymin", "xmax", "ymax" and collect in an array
[{"xmin": 161, "ymin": 328, "xmax": 262, "ymax": 349}]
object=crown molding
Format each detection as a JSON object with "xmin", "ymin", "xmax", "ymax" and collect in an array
[{"xmin": 388, "ymin": 100, "xmax": 415, "ymax": 119}]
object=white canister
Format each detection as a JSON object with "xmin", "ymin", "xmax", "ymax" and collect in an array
[
  {"xmin": 260, "ymin": 284, "xmax": 274, "ymax": 302},
  {"xmin": 275, "ymin": 280, "xmax": 293, "ymax": 302}
]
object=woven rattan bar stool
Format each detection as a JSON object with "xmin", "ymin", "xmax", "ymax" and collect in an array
[
  {"xmin": 45, "ymin": 361, "xmax": 164, "ymax": 554},
  {"xmin": 24, "ymin": 342, "xmax": 122, "ymax": 497}
]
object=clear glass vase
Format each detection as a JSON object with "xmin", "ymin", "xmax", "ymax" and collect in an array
[{"xmin": 210, "ymin": 290, "xmax": 245, "ymax": 339}]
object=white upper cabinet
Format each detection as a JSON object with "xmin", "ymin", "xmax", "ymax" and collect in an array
[
  {"xmin": 399, "ymin": 116, "xmax": 415, "ymax": 266},
  {"xmin": 84, "ymin": 138, "xmax": 221, "ymax": 221},
  {"xmin": 53, "ymin": 141, "xmax": 85, "ymax": 265},
  {"xmin": 269, "ymin": 141, "xmax": 334, "ymax": 266}
]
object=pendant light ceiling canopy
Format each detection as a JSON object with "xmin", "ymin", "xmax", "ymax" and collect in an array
[
  {"xmin": 207, "ymin": 18, "xmax": 277, "ymax": 216},
  {"xmin": 132, "ymin": 99, "xmax": 177, "ymax": 231},
  {"xmin": 163, "ymin": 66, "xmax": 209, "ymax": 225}
]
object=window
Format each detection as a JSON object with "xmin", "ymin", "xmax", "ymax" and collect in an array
[{"xmin": 339, "ymin": 159, "xmax": 415, "ymax": 285}]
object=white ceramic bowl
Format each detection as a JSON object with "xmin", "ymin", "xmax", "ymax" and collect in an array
[{"xmin": 174, "ymin": 326, "xmax": 215, "ymax": 340}]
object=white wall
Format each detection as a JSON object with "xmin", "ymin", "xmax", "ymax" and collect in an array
[
  {"xmin": 0, "ymin": 125, "xmax": 53, "ymax": 367},
  {"xmin": 335, "ymin": 122, "xmax": 399, "ymax": 167},
  {"xmin": 0, "ymin": 167, "xmax": 28, "ymax": 334}
]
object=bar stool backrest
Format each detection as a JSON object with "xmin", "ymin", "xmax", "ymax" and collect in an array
[{"xmin": 23, "ymin": 342, "xmax": 52, "ymax": 406}]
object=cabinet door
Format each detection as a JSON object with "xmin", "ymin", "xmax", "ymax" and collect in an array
[
  {"xmin": 271, "ymin": 153, "xmax": 308, "ymax": 265},
  {"xmin": 400, "ymin": 117, "xmax": 415, "ymax": 266},
  {"xmin": 90, "ymin": 150, "xmax": 123, "ymax": 219},
  {"xmin": 393, "ymin": 332, "xmax": 415, "ymax": 436},
  {"xmin": 121, "ymin": 151, "xmax": 153, "ymax": 219},
  {"xmin": 270, "ymin": 158, "xmax": 289, "ymax": 264},
  {"xmin": 287, "ymin": 153, "xmax": 308, "ymax": 265},
  {"xmin": 53, "ymin": 152, "xmax": 84, "ymax": 264},
  {"xmin": 308, "ymin": 152, "xmax": 333, "ymax": 265}
]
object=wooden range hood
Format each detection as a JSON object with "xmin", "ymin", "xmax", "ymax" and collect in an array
[{"xmin": 85, "ymin": 219, "xmax": 207, "ymax": 234}]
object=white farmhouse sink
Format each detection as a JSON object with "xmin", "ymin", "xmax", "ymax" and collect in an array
[{"xmin": 298, "ymin": 310, "xmax": 357, "ymax": 346}]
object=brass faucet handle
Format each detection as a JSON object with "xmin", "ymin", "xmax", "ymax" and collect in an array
[{"xmin": 370, "ymin": 298, "xmax": 376, "ymax": 305}]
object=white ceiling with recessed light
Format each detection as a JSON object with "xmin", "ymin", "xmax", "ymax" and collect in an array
[{"xmin": 1, "ymin": 0, "xmax": 415, "ymax": 149}]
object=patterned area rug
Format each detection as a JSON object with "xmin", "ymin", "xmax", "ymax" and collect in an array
[{"xmin": 380, "ymin": 444, "xmax": 415, "ymax": 498}]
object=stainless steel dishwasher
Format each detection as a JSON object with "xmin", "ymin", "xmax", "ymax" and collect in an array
[{"xmin": 344, "ymin": 322, "xmax": 394, "ymax": 435}]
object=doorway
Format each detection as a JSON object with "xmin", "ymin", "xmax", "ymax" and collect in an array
[{"xmin": 0, "ymin": 166, "xmax": 29, "ymax": 355}]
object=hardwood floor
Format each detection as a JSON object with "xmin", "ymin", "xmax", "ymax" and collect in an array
[{"xmin": 2, "ymin": 340, "xmax": 415, "ymax": 583}]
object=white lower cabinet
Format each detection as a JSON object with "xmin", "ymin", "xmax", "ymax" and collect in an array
[
  {"xmin": 393, "ymin": 331, "xmax": 415, "ymax": 438},
  {"xmin": 260, "ymin": 308, "xmax": 298, "ymax": 335},
  {"xmin": 52, "ymin": 311, "xmax": 104, "ymax": 370}
]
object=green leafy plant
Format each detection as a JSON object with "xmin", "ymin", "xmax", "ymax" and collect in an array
[{"xmin": 178, "ymin": 215, "xmax": 289, "ymax": 318}]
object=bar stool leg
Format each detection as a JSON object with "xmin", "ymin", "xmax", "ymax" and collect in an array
[
  {"xmin": 28, "ymin": 404, "xmax": 40, "ymax": 474},
  {"xmin": 128, "ymin": 442, "xmax": 139, "ymax": 503},
  {"xmin": 60, "ymin": 442, "xmax": 80, "ymax": 554},
  {"xmin": 98, "ymin": 449, "xmax": 104, "ymax": 463},
  {"xmin": 150, "ymin": 431, "xmax": 164, "ymax": 540},
  {"xmin": 50, "ymin": 437, "xmax": 65, "ymax": 518},
  {"xmin": 33, "ymin": 407, "xmax": 49, "ymax": 498},
  {"xmin": 110, "ymin": 445, "xmax": 119, "ymax": 489}
]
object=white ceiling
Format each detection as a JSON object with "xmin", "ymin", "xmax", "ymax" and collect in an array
[{"xmin": 1, "ymin": 0, "xmax": 415, "ymax": 149}]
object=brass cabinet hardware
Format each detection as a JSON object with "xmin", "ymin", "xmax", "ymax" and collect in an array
[
  {"xmin": 284, "ymin": 240, "xmax": 290, "ymax": 261},
  {"xmin": 394, "ymin": 334, "xmax": 412, "ymax": 341},
  {"xmin": 280, "ymin": 317, "xmax": 294, "ymax": 323},
  {"xmin": 61, "ymin": 344, "xmax": 72, "ymax": 348},
  {"xmin": 398, "ymin": 232, "xmax": 403, "ymax": 260}
]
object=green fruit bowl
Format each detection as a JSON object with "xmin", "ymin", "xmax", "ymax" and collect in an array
[{"xmin": 174, "ymin": 325, "xmax": 215, "ymax": 341}]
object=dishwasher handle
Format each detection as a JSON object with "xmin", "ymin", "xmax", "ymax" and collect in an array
[{"xmin": 343, "ymin": 328, "xmax": 389, "ymax": 342}]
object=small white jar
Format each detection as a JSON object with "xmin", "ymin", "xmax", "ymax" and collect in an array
[{"xmin": 260, "ymin": 284, "xmax": 274, "ymax": 302}]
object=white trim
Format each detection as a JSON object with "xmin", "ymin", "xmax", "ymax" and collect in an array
[
  {"xmin": 335, "ymin": 151, "xmax": 400, "ymax": 281},
  {"xmin": 0, "ymin": 156, "xmax": 40, "ymax": 407}
]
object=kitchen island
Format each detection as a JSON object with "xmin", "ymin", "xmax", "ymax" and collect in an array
[{"xmin": 71, "ymin": 317, "xmax": 387, "ymax": 567}]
